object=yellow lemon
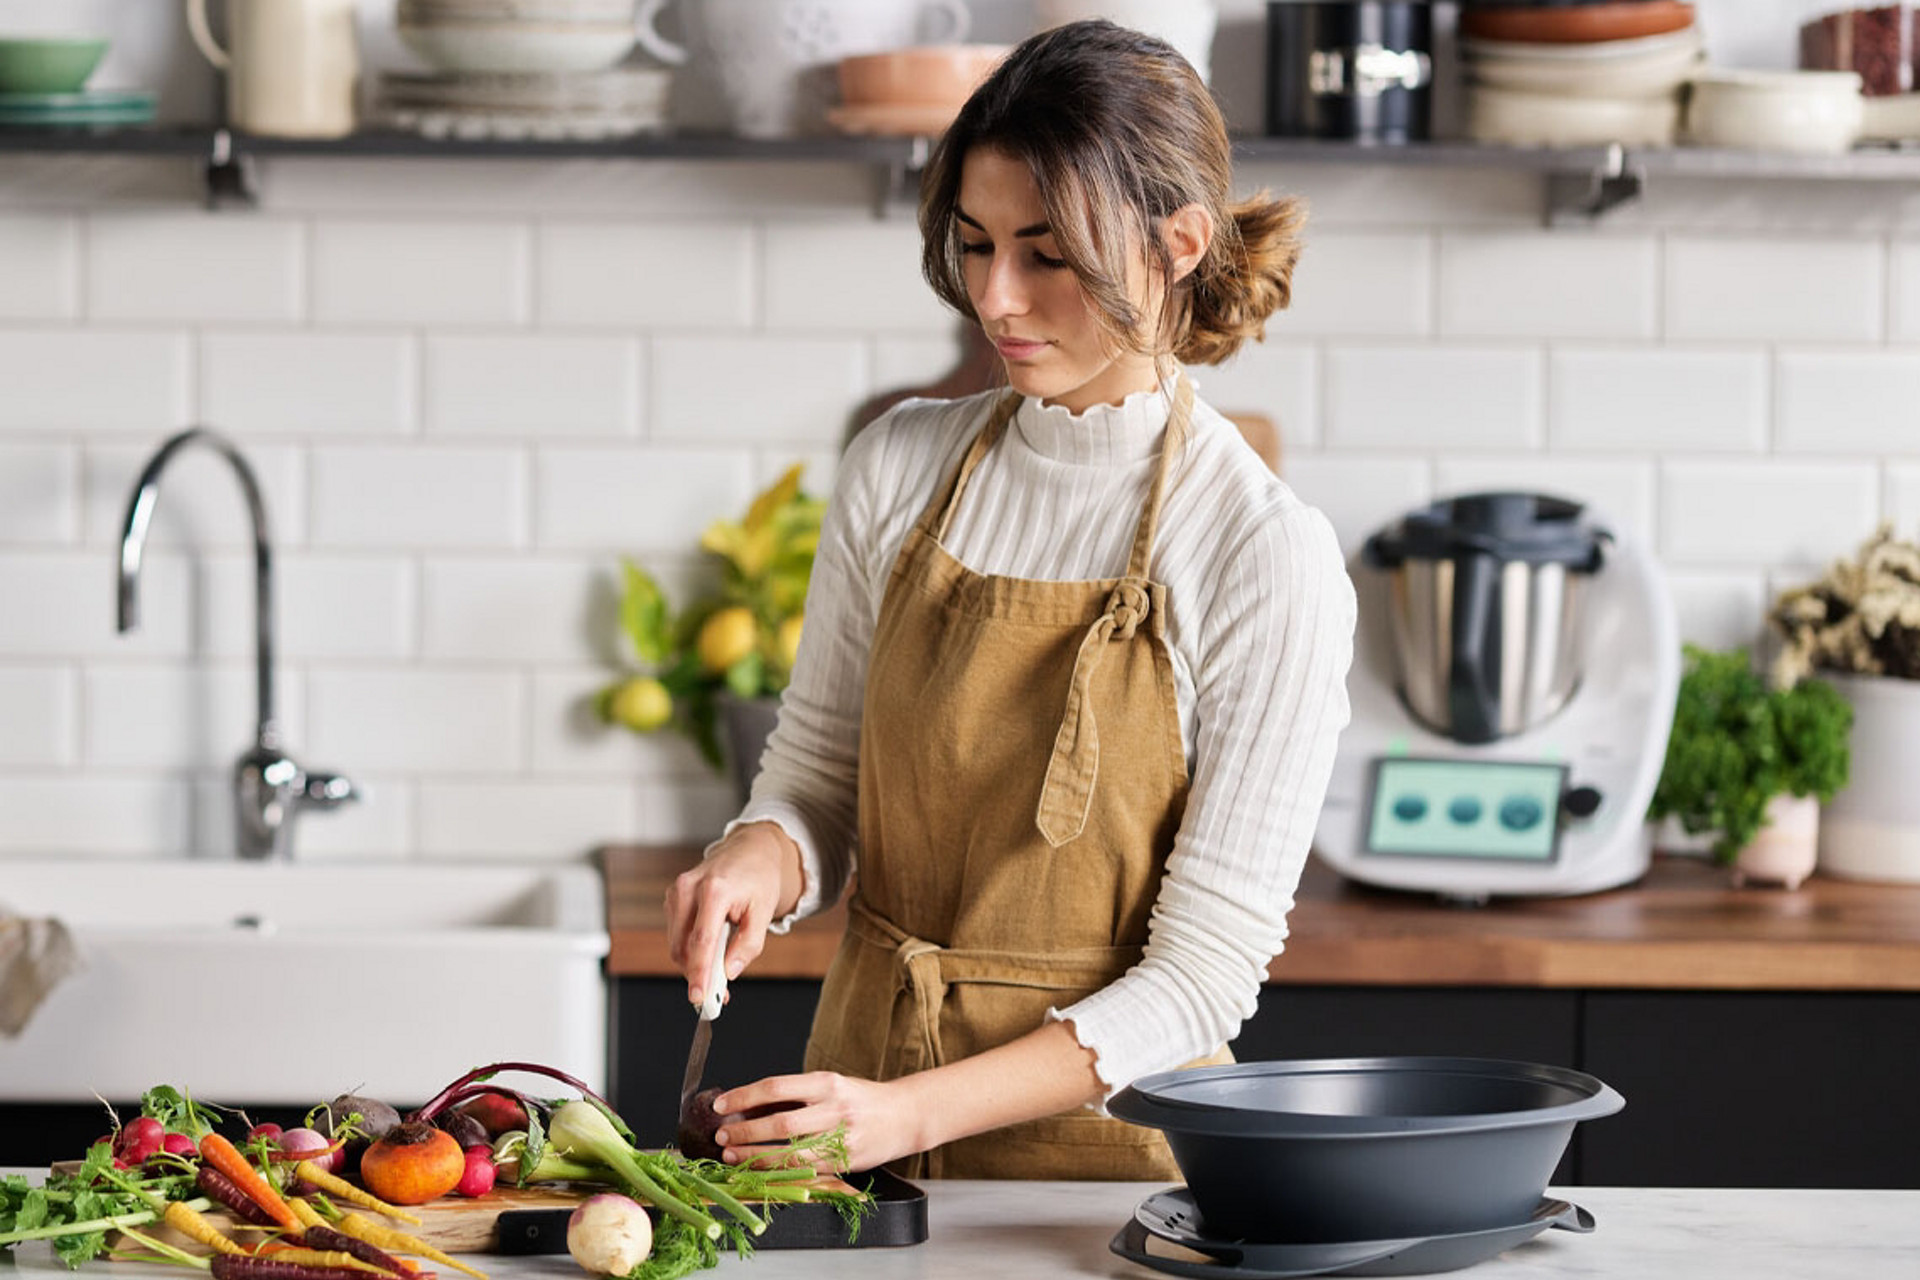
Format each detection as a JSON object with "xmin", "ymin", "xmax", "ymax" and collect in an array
[
  {"xmin": 697, "ymin": 606, "xmax": 758, "ymax": 674},
  {"xmin": 776, "ymin": 614, "xmax": 804, "ymax": 669},
  {"xmin": 609, "ymin": 676, "xmax": 673, "ymax": 732}
]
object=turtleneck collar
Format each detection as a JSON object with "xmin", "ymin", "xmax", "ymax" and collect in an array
[{"xmin": 1010, "ymin": 379, "xmax": 1181, "ymax": 467}]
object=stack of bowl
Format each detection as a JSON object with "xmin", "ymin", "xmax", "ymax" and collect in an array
[
  {"xmin": 1458, "ymin": 0, "xmax": 1702, "ymax": 148},
  {"xmin": 1108, "ymin": 1057, "xmax": 1624, "ymax": 1275},
  {"xmin": 0, "ymin": 34, "xmax": 154, "ymax": 127},
  {"xmin": 384, "ymin": 0, "xmax": 677, "ymax": 138},
  {"xmin": 827, "ymin": 44, "xmax": 1010, "ymax": 137}
]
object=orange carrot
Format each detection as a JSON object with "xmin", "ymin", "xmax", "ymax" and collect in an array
[
  {"xmin": 201, "ymin": 1133, "xmax": 304, "ymax": 1235},
  {"xmin": 162, "ymin": 1200, "xmax": 251, "ymax": 1257},
  {"xmin": 292, "ymin": 1161, "xmax": 422, "ymax": 1226},
  {"xmin": 333, "ymin": 1214, "xmax": 487, "ymax": 1280}
]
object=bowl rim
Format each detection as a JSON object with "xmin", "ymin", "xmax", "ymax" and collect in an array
[{"xmin": 1109, "ymin": 1055, "xmax": 1626, "ymax": 1139}]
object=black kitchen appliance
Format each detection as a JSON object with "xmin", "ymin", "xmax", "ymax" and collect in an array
[{"xmin": 1266, "ymin": 1, "xmax": 1435, "ymax": 142}]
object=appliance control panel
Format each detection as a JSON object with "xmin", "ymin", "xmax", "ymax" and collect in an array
[{"xmin": 1363, "ymin": 757, "xmax": 1570, "ymax": 864}]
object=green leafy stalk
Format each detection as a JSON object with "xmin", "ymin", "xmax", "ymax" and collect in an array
[{"xmin": 547, "ymin": 1101, "xmax": 721, "ymax": 1241}]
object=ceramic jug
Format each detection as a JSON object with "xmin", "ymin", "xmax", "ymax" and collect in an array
[
  {"xmin": 1033, "ymin": 0, "xmax": 1217, "ymax": 83},
  {"xmin": 186, "ymin": 0, "xmax": 360, "ymax": 137}
]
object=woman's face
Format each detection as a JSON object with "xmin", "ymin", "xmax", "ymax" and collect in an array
[{"xmin": 956, "ymin": 146, "xmax": 1161, "ymax": 414}]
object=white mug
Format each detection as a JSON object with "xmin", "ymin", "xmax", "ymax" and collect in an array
[
  {"xmin": 697, "ymin": 0, "xmax": 972, "ymax": 138},
  {"xmin": 186, "ymin": 0, "xmax": 360, "ymax": 138},
  {"xmin": 1032, "ymin": 0, "xmax": 1218, "ymax": 84}
]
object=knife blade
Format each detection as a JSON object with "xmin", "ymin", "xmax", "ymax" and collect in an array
[{"xmin": 677, "ymin": 924, "xmax": 731, "ymax": 1116}]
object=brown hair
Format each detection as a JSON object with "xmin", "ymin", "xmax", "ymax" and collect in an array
[{"xmin": 919, "ymin": 19, "xmax": 1306, "ymax": 367}]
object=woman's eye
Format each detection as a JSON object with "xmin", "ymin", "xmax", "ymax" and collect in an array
[
  {"xmin": 1034, "ymin": 251, "xmax": 1069, "ymax": 270},
  {"xmin": 959, "ymin": 240, "xmax": 992, "ymax": 256}
]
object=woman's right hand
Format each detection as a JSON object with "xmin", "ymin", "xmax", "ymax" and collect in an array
[{"xmin": 665, "ymin": 821, "xmax": 805, "ymax": 1006}]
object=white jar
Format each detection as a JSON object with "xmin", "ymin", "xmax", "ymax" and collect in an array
[{"xmin": 1685, "ymin": 68, "xmax": 1864, "ymax": 155}]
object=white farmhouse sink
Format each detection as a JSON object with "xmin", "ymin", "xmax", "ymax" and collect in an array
[{"xmin": 0, "ymin": 860, "xmax": 610, "ymax": 1106}]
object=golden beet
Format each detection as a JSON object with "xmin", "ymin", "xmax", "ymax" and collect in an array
[{"xmin": 357, "ymin": 1120, "xmax": 466, "ymax": 1205}]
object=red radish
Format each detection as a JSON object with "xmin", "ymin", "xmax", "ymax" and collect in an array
[
  {"xmin": 117, "ymin": 1117, "xmax": 164, "ymax": 1164},
  {"xmin": 454, "ymin": 1147, "xmax": 495, "ymax": 1198},
  {"xmin": 162, "ymin": 1133, "xmax": 198, "ymax": 1157},
  {"xmin": 247, "ymin": 1122, "xmax": 284, "ymax": 1143}
]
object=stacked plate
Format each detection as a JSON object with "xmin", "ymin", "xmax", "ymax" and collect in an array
[
  {"xmin": 1459, "ymin": 1, "xmax": 1703, "ymax": 148},
  {"xmin": 386, "ymin": 0, "xmax": 674, "ymax": 139}
]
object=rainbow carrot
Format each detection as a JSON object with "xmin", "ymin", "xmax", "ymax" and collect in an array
[{"xmin": 200, "ymin": 1133, "xmax": 304, "ymax": 1235}]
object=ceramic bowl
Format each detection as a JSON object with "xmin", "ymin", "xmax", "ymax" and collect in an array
[
  {"xmin": 831, "ymin": 44, "xmax": 1010, "ymax": 136},
  {"xmin": 1467, "ymin": 84, "xmax": 1681, "ymax": 147},
  {"xmin": 0, "ymin": 35, "xmax": 110, "ymax": 95},
  {"xmin": 1686, "ymin": 68, "xmax": 1863, "ymax": 155},
  {"xmin": 1460, "ymin": 0, "xmax": 1696, "ymax": 44},
  {"xmin": 397, "ymin": 20, "xmax": 637, "ymax": 74},
  {"xmin": 1462, "ymin": 27, "xmax": 1704, "ymax": 99}
]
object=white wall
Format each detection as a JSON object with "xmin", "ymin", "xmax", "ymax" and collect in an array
[{"xmin": 0, "ymin": 1, "xmax": 1915, "ymax": 862}]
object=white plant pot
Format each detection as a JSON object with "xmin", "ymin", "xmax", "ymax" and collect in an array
[
  {"xmin": 1818, "ymin": 672, "xmax": 1920, "ymax": 885},
  {"xmin": 1732, "ymin": 794, "xmax": 1821, "ymax": 890}
]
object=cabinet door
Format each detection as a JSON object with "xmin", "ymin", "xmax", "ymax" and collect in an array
[
  {"xmin": 1581, "ymin": 992, "xmax": 1920, "ymax": 1188},
  {"xmin": 611, "ymin": 978, "xmax": 822, "ymax": 1146}
]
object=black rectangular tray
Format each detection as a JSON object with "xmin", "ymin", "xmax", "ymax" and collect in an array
[{"xmin": 494, "ymin": 1167, "xmax": 927, "ymax": 1253}]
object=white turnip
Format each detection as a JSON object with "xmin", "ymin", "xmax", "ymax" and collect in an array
[
  {"xmin": 277, "ymin": 1126, "xmax": 338, "ymax": 1194},
  {"xmin": 566, "ymin": 1193, "xmax": 653, "ymax": 1276}
]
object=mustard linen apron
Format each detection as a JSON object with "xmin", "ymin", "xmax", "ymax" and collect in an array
[{"xmin": 803, "ymin": 374, "xmax": 1229, "ymax": 1180}]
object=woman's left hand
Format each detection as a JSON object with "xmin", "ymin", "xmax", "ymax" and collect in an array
[{"xmin": 707, "ymin": 1071, "xmax": 926, "ymax": 1174}]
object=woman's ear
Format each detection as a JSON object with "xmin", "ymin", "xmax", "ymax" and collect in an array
[{"xmin": 1159, "ymin": 203, "xmax": 1214, "ymax": 283}]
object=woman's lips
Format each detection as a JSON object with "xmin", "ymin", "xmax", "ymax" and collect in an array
[{"xmin": 994, "ymin": 337, "xmax": 1048, "ymax": 361}]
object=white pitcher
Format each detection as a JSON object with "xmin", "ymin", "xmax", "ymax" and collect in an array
[
  {"xmin": 186, "ymin": 0, "xmax": 360, "ymax": 138},
  {"xmin": 1033, "ymin": 0, "xmax": 1217, "ymax": 84},
  {"xmin": 697, "ymin": 0, "xmax": 972, "ymax": 138}
]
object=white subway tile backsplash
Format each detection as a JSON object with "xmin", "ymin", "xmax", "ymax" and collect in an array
[
  {"xmin": 310, "ymin": 445, "xmax": 528, "ymax": 549},
  {"xmin": 1890, "ymin": 464, "xmax": 1920, "ymax": 532},
  {"xmin": 196, "ymin": 553, "xmax": 418, "ymax": 661},
  {"xmin": 764, "ymin": 222, "xmax": 950, "ymax": 333},
  {"xmin": 1661, "ymin": 459, "xmax": 1881, "ymax": 566},
  {"xmin": 1666, "ymin": 237, "xmax": 1883, "ymax": 342},
  {"xmin": 0, "ymin": 551, "xmax": 189, "ymax": 658},
  {"xmin": 84, "ymin": 441, "xmax": 307, "ymax": 549},
  {"xmin": 1550, "ymin": 348, "xmax": 1768, "ymax": 453},
  {"xmin": 0, "ymin": 214, "xmax": 77, "ymax": 319},
  {"xmin": 202, "ymin": 331, "xmax": 417, "ymax": 436},
  {"xmin": 1439, "ymin": 233, "xmax": 1657, "ymax": 339},
  {"xmin": 422, "ymin": 557, "xmax": 602, "ymax": 662},
  {"xmin": 0, "ymin": 443, "xmax": 79, "ymax": 544},
  {"xmin": 651, "ymin": 335, "xmax": 866, "ymax": 444},
  {"xmin": 537, "ymin": 220, "xmax": 756, "ymax": 329},
  {"xmin": 636, "ymin": 777, "xmax": 739, "ymax": 844},
  {"xmin": 313, "ymin": 220, "xmax": 531, "ymax": 326},
  {"xmin": 1435, "ymin": 458, "xmax": 1655, "ymax": 545},
  {"xmin": 535, "ymin": 446, "xmax": 755, "ymax": 551},
  {"xmin": 1279, "ymin": 456, "xmax": 1431, "ymax": 555},
  {"xmin": 87, "ymin": 214, "xmax": 303, "ymax": 322},
  {"xmin": 0, "ymin": 777, "xmax": 189, "ymax": 855},
  {"xmin": 290, "ymin": 773, "xmax": 414, "ymax": 859},
  {"xmin": 1888, "ymin": 241, "xmax": 1920, "ymax": 342},
  {"xmin": 1663, "ymin": 570, "xmax": 1768, "ymax": 651},
  {"xmin": 306, "ymin": 668, "xmax": 524, "ymax": 773},
  {"xmin": 82, "ymin": 663, "xmax": 304, "ymax": 771},
  {"xmin": 1325, "ymin": 345, "xmax": 1543, "ymax": 449},
  {"xmin": 530, "ymin": 667, "xmax": 716, "ymax": 778},
  {"xmin": 1776, "ymin": 350, "xmax": 1920, "ymax": 452},
  {"xmin": 425, "ymin": 334, "xmax": 640, "ymax": 437},
  {"xmin": 1197, "ymin": 341, "xmax": 1317, "ymax": 450},
  {"xmin": 418, "ymin": 779, "xmax": 636, "ymax": 859},
  {"xmin": 1284, "ymin": 232, "xmax": 1431, "ymax": 337},
  {"xmin": 870, "ymin": 334, "xmax": 969, "ymax": 399},
  {"xmin": 0, "ymin": 666, "xmax": 76, "ymax": 766},
  {"xmin": 0, "ymin": 330, "xmax": 190, "ymax": 434}
]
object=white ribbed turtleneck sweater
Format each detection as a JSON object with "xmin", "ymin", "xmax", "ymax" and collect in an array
[{"xmin": 728, "ymin": 379, "xmax": 1357, "ymax": 1098}]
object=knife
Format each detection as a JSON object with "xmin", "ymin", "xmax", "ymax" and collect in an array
[{"xmin": 678, "ymin": 923, "xmax": 731, "ymax": 1117}]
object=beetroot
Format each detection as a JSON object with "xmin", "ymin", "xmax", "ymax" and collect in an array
[{"xmin": 453, "ymin": 1090, "xmax": 528, "ymax": 1138}]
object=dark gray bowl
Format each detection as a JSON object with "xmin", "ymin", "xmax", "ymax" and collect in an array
[{"xmin": 1109, "ymin": 1056, "xmax": 1624, "ymax": 1244}]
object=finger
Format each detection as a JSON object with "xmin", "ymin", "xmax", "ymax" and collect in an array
[
  {"xmin": 685, "ymin": 897, "xmax": 738, "ymax": 1007},
  {"xmin": 724, "ymin": 904, "xmax": 771, "ymax": 982},
  {"xmin": 714, "ymin": 1103, "xmax": 832, "ymax": 1152}
]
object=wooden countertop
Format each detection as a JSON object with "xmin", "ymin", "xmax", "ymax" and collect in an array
[{"xmin": 601, "ymin": 846, "xmax": 1920, "ymax": 991}]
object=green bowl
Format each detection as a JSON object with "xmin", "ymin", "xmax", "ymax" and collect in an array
[{"xmin": 0, "ymin": 36, "xmax": 111, "ymax": 95}]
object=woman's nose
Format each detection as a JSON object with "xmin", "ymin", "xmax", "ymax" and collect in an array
[{"xmin": 974, "ymin": 256, "xmax": 1027, "ymax": 319}]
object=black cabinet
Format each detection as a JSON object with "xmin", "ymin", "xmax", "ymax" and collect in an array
[{"xmin": 605, "ymin": 978, "xmax": 1920, "ymax": 1189}]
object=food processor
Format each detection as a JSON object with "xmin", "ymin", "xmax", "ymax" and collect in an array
[{"xmin": 1312, "ymin": 492, "xmax": 1678, "ymax": 902}]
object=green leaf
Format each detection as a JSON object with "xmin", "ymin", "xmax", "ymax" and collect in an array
[
  {"xmin": 724, "ymin": 652, "xmax": 766, "ymax": 699},
  {"xmin": 620, "ymin": 561, "xmax": 674, "ymax": 665}
]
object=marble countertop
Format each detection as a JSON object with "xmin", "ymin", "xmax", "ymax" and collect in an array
[{"xmin": 5, "ymin": 1177, "xmax": 1917, "ymax": 1280}]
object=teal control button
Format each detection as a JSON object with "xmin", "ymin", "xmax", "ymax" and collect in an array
[
  {"xmin": 1393, "ymin": 795, "xmax": 1428, "ymax": 822},
  {"xmin": 1499, "ymin": 796, "xmax": 1545, "ymax": 831},
  {"xmin": 1447, "ymin": 796, "xmax": 1484, "ymax": 825}
]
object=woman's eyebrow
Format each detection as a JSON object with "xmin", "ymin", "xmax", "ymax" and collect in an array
[{"xmin": 955, "ymin": 208, "xmax": 1051, "ymax": 238}]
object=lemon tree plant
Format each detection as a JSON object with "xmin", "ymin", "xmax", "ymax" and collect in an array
[{"xmin": 598, "ymin": 464, "xmax": 823, "ymax": 769}]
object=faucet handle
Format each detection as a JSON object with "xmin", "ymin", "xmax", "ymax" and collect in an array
[{"xmin": 301, "ymin": 772, "xmax": 359, "ymax": 810}]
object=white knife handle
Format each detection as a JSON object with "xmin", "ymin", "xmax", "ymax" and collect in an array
[{"xmin": 696, "ymin": 924, "xmax": 730, "ymax": 1022}]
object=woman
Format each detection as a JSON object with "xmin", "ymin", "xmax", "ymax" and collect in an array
[{"xmin": 665, "ymin": 19, "xmax": 1355, "ymax": 1181}]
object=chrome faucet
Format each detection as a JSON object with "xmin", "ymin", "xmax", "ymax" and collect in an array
[{"xmin": 116, "ymin": 427, "xmax": 358, "ymax": 859}]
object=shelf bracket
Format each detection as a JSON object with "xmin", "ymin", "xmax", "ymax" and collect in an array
[
  {"xmin": 204, "ymin": 129, "xmax": 259, "ymax": 210},
  {"xmin": 875, "ymin": 134, "xmax": 931, "ymax": 218},
  {"xmin": 1545, "ymin": 144, "xmax": 1643, "ymax": 226}
]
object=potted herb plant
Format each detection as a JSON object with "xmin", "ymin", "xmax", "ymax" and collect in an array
[
  {"xmin": 1648, "ymin": 645, "xmax": 1852, "ymax": 889},
  {"xmin": 1769, "ymin": 524, "xmax": 1920, "ymax": 883},
  {"xmin": 598, "ymin": 464, "xmax": 823, "ymax": 803}
]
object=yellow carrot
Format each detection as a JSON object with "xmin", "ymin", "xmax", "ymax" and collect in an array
[
  {"xmin": 292, "ymin": 1162, "xmax": 422, "ymax": 1226},
  {"xmin": 201, "ymin": 1134, "xmax": 304, "ymax": 1235},
  {"xmin": 286, "ymin": 1198, "xmax": 328, "ymax": 1232},
  {"xmin": 163, "ymin": 1200, "xmax": 250, "ymax": 1257},
  {"xmin": 335, "ymin": 1213, "xmax": 487, "ymax": 1280}
]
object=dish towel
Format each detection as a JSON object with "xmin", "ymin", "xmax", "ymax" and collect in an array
[{"xmin": 0, "ymin": 911, "xmax": 81, "ymax": 1037}]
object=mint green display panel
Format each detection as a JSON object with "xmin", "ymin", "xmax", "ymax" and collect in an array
[{"xmin": 1365, "ymin": 757, "xmax": 1568, "ymax": 863}]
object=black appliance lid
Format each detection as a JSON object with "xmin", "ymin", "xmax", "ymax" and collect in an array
[{"xmin": 1364, "ymin": 491, "xmax": 1609, "ymax": 569}]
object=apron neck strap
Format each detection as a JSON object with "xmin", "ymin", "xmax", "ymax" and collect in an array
[{"xmin": 926, "ymin": 369, "xmax": 1196, "ymax": 570}]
